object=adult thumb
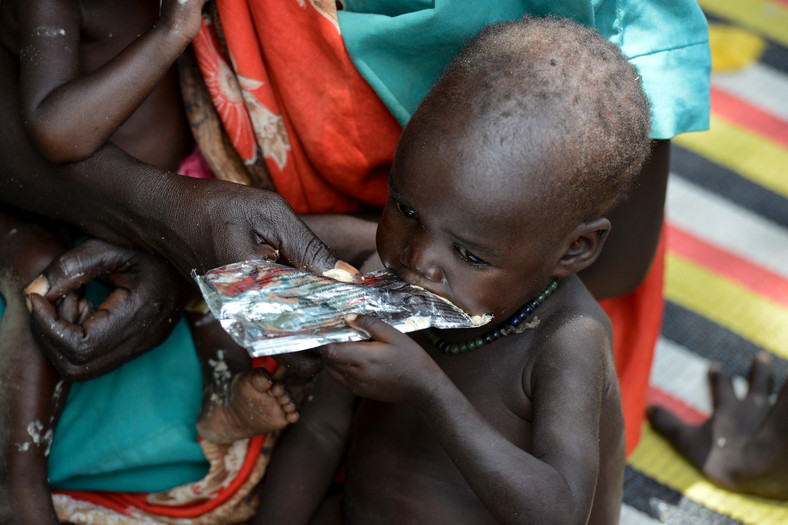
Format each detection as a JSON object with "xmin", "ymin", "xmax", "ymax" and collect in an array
[{"xmin": 276, "ymin": 217, "xmax": 361, "ymax": 282}]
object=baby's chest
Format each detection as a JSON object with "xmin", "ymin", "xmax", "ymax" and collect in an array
[{"xmin": 437, "ymin": 350, "xmax": 535, "ymax": 438}]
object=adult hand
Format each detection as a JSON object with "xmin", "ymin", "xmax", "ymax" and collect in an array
[
  {"xmin": 155, "ymin": 176, "xmax": 351, "ymax": 279},
  {"xmin": 26, "ymin": 238, "xmax": 190, "ymax": 381},
  {"xmin": 0, "ymin": 47, "xmax": 344, "ymax": 284},
  {"xmin": 319, "ymin": 314, "xmax": 441, "ymax": 404},
  {"xmin": 648, "ymin": 352, "xmax": 788, "ymax": 500}
]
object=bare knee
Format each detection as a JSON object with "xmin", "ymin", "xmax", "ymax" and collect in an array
[{"xmin": 0, "ymin": 210, "xmax": 67, "ymax": 295}]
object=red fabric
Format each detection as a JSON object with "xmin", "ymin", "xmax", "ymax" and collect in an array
[
  {"xmin": 600, "ymin": 230, "xmax": 666, "ymax": 456},
  {"xmin": 192, "ymin": 1, "xmax": 401, "ymax": 213},
  {"xmin": 54, "ymin": 436, "xmax": 263, "ymax": 518}
]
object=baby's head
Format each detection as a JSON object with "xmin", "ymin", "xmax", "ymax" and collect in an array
[{"xmin": 377, "ymin": 16, "xmax": 651, "ymax": 319}]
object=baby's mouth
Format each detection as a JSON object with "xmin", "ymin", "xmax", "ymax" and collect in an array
[{"xmin": 386, "ymin": 266, "xmax": 483, "ymax": 319}]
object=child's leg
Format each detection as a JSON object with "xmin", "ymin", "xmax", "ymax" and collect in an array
[
  {"xmin": 188, "ymin": 311, "xmax": 299, "ymax": 444},
  {"xmin": 0, "ymin": 210, "xmax": 70, "ymax": 524}
]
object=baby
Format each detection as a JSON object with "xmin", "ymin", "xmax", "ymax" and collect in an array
[{"xmin": 254, "ymin": 15, "xmax": 651, "ymax": 525}]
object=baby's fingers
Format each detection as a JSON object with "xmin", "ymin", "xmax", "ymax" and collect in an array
[
  {"xmin": 647, "ymin": 406, "xmax": 710, "ymax": 470},
  {"xmin": 708, "ymin": 364, "xmax": 737, "ymax": 412},
  {"xmin": 344, "ymin": 314, "xmax": 403, "ymax": 343},
  {"xmin": 746, "ymin": 352, "xmax": 774, "ymax": 400}
]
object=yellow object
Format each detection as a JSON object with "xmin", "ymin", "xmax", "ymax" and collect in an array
[
  {"xmin": 708, "ymin": 23, "xmax": 767, "ymax": 72},
  {"xmin": 700, "ymin": 0, "xmax": 788, "ymax": 48}
]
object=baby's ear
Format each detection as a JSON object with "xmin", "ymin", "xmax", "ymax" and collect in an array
[{"xmin": 552, "ymin": 218, "xmax": 611, "ymax": 278}]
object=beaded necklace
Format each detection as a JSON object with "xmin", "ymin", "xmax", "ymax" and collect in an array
[{"xmin": 424, "ymin": 279, "xmax": 559, "ymax": 355}]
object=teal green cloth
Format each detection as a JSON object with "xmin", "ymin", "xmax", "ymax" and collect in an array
[
  {"xmin": 338, "ymin": 0, "xmax": 711, "ymax": 139},
  {"xmin": 0, "ymin": 289, "xmax": 209, "ymax": 493}
]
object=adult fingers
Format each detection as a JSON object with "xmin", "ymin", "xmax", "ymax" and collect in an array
[
  {"xmin": 28, "ymin": 238, "xmax": 135, "ymax": 300},
  {"xmin": 260, "ymin": 195, "xmax": 338, "ymax": 276},
  {"xmin": 29, "ymin": 293, "xmax": 90, "ymax": 370},
  {"xmin": 56, "ymin": 291, "xmax": 82, "ymax": 324},
  {"xmin": 647, "ymin": 406, "xmax": 709, "ymax": 469}
]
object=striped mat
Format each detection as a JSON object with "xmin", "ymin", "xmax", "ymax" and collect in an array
[{"xmin": 621, "ymin": 1, "xmax": 788, "ymax": 523}]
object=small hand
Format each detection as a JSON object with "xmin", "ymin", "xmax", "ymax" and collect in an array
[
  {"xmin": 158, "ymin": 0, "xmax": 210, "ymax": 45},
  {"xmin": 319, "ymin": 314, "xmax": 441, "ymax": 404},
  {"xmin": 26, "ymin": 238, "xmax": 190, "ymax": 381},
  {"xmin": 648, "ymin": 352, "xmax": 788, "ymax": 500}
]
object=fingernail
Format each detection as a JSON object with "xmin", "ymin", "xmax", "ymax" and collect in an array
[
  {"xmin": 345, "ymin": 313, "xmax": 358, "ymax": 322},
  {"xmin": 24, "ymin": 275, "xmax": 50, "ymax": 312},
  {"xmin": 323, "ymin": 260, "xmax": 360, "ymax": 283},
  {"xmin": 25, "ymin": 275, "xmax": 50, "ymax": 297}
]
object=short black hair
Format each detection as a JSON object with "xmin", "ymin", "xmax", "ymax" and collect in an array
[{"xmin": 407, "ymin": 15, "xmax": 652, "ymax": 223}]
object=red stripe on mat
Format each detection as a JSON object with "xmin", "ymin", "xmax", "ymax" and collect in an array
[
  {"xmin": 666, "ymin": 223, "xmax": 788, "ymax": 308},
  {"xmin": 646, "ymin": 385, "xmax": 708, "ymax": 425},
  {"xmin": 710, "ymin": 85, "xmax": 788, "ymax": 149}
]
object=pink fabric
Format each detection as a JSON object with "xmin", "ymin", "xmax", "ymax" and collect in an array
[{"xmin": 177, "ymin": 146, "xmax": 214, "ymax": 179}]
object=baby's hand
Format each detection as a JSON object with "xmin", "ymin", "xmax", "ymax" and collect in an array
[
  {"xmin": 648, "ymin": 353, "xmax": 788, "ymax": 500},
  {"xmin": 319, "ymin": 315, "xmax": 443, "ymax": 405},
  {"xmin": 158, "ymin": 0, "xmax": 210, "ymax": 45}
]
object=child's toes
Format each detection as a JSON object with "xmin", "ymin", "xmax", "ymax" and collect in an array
[{"xmin": 248, "ymin": 368, "xmax": 274, "ymax": 393}]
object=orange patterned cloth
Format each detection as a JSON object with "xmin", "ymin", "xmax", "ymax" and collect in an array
[
  {"xmin": 192, "ymin": 0, "xmax": 401, "ymax": 214},
  {"xmin": 52, "ymin": 357, "xmax": 282, "ymax": 524}
]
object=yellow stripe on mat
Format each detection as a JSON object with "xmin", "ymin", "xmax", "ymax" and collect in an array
[
  {"xmin": 665, "ymin": 254, "xmax": 788, "ymax": 359},
  {"xmin": 629, "ymin": 424, "xmax": 788, "ymax": 525},
  {"xmin": 673, "ymin": 115, "xmax": 788, "ymax": 199},
  {"xmin": 698, "ymin": 0, "xmax": 788, "ymax": 48}
]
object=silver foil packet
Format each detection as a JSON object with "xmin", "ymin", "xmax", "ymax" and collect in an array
[{"xmin": 192, "ymin": 260, "xmax": 491, "ymax": 357}]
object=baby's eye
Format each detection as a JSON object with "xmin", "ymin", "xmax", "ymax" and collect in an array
[
  {"xmin": 394, "ymin": 199, "xmax": 417, "ymax": 219},
  {"xmin": 455, "ymin": 245, "xmax": 487, "ymax": 266}
]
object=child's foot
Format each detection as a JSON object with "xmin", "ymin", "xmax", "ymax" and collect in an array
[{"xmin": 197, "ymin": 367, "xmax": 299, "ymax": 444}]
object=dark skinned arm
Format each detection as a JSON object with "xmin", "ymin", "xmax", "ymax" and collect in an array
[
  {"xmin": 579, "ymin": 139, "xmax": 670, "ymax": 300},
  {"xmin": 17, "ymin": 0, "xmax": 207, "ymax": 162},
  {"xmin": 253, "ymin": 372, "xmax": 357, "ymax": 525},
  {"xmin": 0, "ymin": 44, "xmax": 339, "ymax": 279},
  {"xmin": 321, "ymin": 313, "xmax": 609, "ymax": 525}
]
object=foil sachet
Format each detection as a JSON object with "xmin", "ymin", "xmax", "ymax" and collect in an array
[{"xmin": 192, "ymin": 260, "xmax": 491, "ymax": 357}]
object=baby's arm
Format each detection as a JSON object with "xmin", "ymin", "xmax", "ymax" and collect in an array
[
  {"xmin": 17, "ymin": 0, "xmax": 207, "ymax": 162},
  {"xmin": 253, "ymin": 371, "xmax": 357, "ymax": 525},
  {"xmin": 300, "ymin": 213, "xmax": 381, "ymax": 271},
  {"xmin": 321, "ymin": 314, "xmax": 611, "ymax": 525}
]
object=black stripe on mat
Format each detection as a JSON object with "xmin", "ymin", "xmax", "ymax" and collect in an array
[
  {"xmin": 704, "ymin": 11, "xmax": 788, "ymax": 74},
  {"xmin": 624, "ymin": 466, "xmax": 746, "ymax": 524},
  {"xmin": 661, "ymin": 301, "xmax": 788, "ymax": 393},
  {"xmin": 670, "ymin": 145, "xmax": 788, "ymax": 228}
]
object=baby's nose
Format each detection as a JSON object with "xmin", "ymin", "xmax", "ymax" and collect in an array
[{"xmin": 400, "ymin": 239, "xmax": 443, "ymax": 284}]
